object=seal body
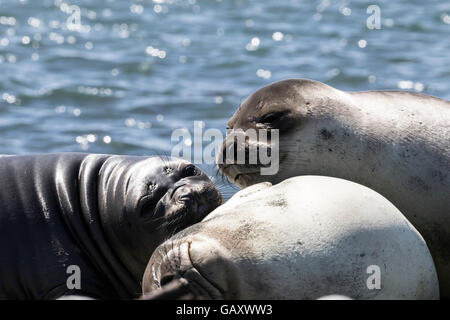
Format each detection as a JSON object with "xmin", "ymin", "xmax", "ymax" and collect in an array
[
  {"xmin": 143, "ymin": 176, "xmax": 439, "ymax": 300},
  {"xmin": 0, "ymin": 153, "xmax": 222, "ymax": 299},
  {"xmin": 217, "ymin": 79, "xmax": 450, "ymax": 298}
]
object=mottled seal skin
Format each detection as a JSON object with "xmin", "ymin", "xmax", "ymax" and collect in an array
[
  {"xmin": 0, "ymin": 153, "xmax": 222, "ymax": 299},
  {"xmin": 217, "ymin": 79, "xmax": 450, "ymax": 298},
  {"xmin": 143, "ymin": 177, "xmax": 439, "ymax": 300}
]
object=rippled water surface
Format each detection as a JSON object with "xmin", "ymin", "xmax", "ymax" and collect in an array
[{"xmin": 0, "ymin": 0, "xmax": 449, "ymax": 198}]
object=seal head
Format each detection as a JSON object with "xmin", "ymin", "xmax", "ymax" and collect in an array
[
  {"xmin": 216, "ymin": 79, "xmax": 450, "ymax": 298},
  {"xmin": 98, "ymin": 156, "xmax": 223, "ymax": 293},
  {"xmin": 0, "ymin": 153, "xmax": 222, "ymax": 299}
]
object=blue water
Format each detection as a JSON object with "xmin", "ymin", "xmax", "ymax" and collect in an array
[{"xmin": 0, "ymin": 0, "xmax": 449, "ymax": 199}]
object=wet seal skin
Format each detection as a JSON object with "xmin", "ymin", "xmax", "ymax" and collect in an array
[
  {"xmin": 217, "ymin": 79, "xmax": 450, "ymax": 298},
  {"xmin": 0, "ymin": 153, "xmax": 222, "ymax": 299},
  {"xmin": 142, "ymin": 176, "xmax": 439, "ymax": 300}
]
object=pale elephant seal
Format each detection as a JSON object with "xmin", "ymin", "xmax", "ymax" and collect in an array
[
  {"xmin": 142, "ymin": 176, "xmax": 439, "ymax": 300},
  {"xmin": 217, "ymin": 79, "xmax": 450, "ymax": 298},
  {"xmin": 0, "ymin": 153, "xmax": 222, "ymax": 299}
]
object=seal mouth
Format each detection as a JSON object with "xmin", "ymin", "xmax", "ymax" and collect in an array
[
  {"xmin": 220, "ymin": 164, "xmax": 260, "ymax": 181},
  {"xmin": 234, "ymin": 172, "xmax": 259, "ymax": 185},
  {"xmin": 219, "ymin": 163, "xmax": 262, "ymax": 186},
  {"xmin": 218, "ymin": 152, "xmax": 287, "ymax": 187}
]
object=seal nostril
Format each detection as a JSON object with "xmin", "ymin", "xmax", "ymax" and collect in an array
[{"xmin": 179, "ymin": 193, "xmax": 195, "ymax": 204}]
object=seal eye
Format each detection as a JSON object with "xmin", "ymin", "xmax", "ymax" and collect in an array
[
  {"xmin": 258, "ymin": 110, "xmax": 292, "ymax": 130},
  {"xmin": 183, "ymin": 165, "xmax": 199, "ymax": 177},
  {"xmin": 259, "ymin": 111, "xmax": 291, "ymax": 125},
  {"xmin": 260, "ymin": 112, "xmax": 279, "ymax": 124}
]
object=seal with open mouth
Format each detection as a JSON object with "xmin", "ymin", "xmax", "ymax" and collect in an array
[{"xmin": 0, "ymin": 153, "xmax": 222, "ymax": 299}]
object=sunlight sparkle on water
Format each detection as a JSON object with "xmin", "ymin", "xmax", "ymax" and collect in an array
[
  {"xmin": 246, "ymin": 37, "xmax": 260, "ymax": 51},
  {"xmin": 22, "ymin": 36, "xmax": 31, "ymax": 45},
  {"xmin": 272, "ymin": 32, "xmax": 284, "ymax": 41},
  {"xmin": 397, "ymin": 81, "xmax": 424, "ymax": 92},
  {"xmin": 103, "ymin": 136, "xmax": 112, "ymax": 144},
  {"xmin": 146, "ymin": 46, "xmax": 167, "ymax": 59},
  {"xmin": 256, "ymin": 69, "xmax": 271, "ymax": 79},
  {"xmin": 27, "ymin": 17, "xmax": 41, "ymax": 28},
  {"xmin": 358, "ymin": 40, "xmax": 367, "ymax": 48}
]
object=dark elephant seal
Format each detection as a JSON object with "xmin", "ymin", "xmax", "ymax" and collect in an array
[
  {"xmin": 142, "ymin": 177, "xmax": 439, "ymax": 300},
  {"xmin": 0, "ymin": 153, "xmax": 222, "ymax": 299},
  {"xmin": 217, "ymin": 79, "xmax": 450, "ymax": 298}
]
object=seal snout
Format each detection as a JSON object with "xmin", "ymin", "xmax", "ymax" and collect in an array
[
  {"xmin": 143, "ymin": 239, "xmax": 222, "ymax": 300},
  {"xmin": 164, "ymin": 181, "xmax": 222, "ymax": 232},
  {"xmin": 144, "ymin": 241, "xmax": 192, "ymax": 292},
  {"xmin": 171, "ymin": 183, "xmax": 201, "ymax": 202},
  {"xmin": 126, "ymin": 158, "xmax": 223, "ymax": 240}
]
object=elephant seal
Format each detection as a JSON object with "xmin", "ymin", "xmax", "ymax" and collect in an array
[
  {"xmin": 142, "ymin": 176, "xmax": 439, "ymax": 300},
  {"xmin": 0, "ymin": 153, "xmax": 222, "ymax": 299},
  {"xmin": 217, "ymin": 79, "xmax": 450, "ymax": 298}
]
